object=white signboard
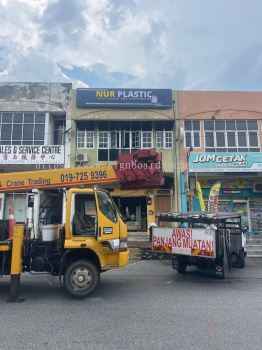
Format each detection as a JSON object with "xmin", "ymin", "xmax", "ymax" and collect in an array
[
  {"xmin": 152, "ymin": 227, "xmax": 216, "ymax": 258},
  {"xmin": 0, "ymin": 145, "xmax": 64, "ymax": 164}
]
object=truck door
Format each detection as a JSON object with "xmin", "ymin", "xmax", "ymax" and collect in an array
[
  {"xmin": 95, "ymin": 190, "xmax": 120, "ymax": 243},
  {"xmin": 72, "ymin": 193, "xmax": 97, "ymax": 237}
]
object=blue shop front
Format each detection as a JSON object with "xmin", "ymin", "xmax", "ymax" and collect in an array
[{"xmin": 186, "ymin": 152, "xmax": 262, "ymax": 233}]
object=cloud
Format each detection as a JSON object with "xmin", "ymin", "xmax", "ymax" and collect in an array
[
  {"xmin": 0, "ymin": 0, "xmax": 262, "ymax": 90},
  {"xmin": 60, "ymin": 63, "xmax": 135, "ymax": 88}
]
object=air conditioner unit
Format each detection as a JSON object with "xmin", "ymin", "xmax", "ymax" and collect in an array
[
  {"xmin": 253, "ymin": 182, "xmax": 262, "ymax": 193},
  {"xmin": 75, "ymin": 153, "xmax": 88, "ymax": 166}
]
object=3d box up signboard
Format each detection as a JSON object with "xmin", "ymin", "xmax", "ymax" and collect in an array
[
  {"xmin": 76, "ymin": 88, "xmax": 173, "ymax": 109},
  {"xmin": 189, "ymin": 152, "xmax": 262, "ymax": 172}
]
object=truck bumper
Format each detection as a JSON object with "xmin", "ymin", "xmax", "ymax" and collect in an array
[
  {"xmin": 118, "ymin": 250, "xmax": 129, "ymax": 268},
  {"xmin": 100, "ymin": 250, "xmax": 129, "ymax": 270}
]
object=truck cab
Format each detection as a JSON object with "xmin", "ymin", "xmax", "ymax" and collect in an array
[
  {"xmin": 62, "ymin": 188, "xmax": 128, "ymax": 296},
  {"xmin": 0, "ymin": 188, "xmax": 128, "ymax": 299}
]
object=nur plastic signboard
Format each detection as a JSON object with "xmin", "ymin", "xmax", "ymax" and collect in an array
[{"xmin": 76, "ymin": 88, "xmax": 172, "ymax": 109}]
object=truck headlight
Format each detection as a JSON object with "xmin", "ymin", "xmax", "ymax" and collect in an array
[{"xmin": 120, "ymin": 239, "xmax": 128, "ymax": 252}]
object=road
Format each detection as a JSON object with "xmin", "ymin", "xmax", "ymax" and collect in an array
[{"xmin": 0, "ymin": 259, "xmax": 262, "ymax": 350}]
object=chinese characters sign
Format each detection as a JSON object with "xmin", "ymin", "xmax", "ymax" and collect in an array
[{"xmin": 0, "ymin": 145, "xmax": 64, "ymax": 164}]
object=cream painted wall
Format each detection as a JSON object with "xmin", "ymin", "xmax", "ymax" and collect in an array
[{"xmin": 69, "ymin": 89, "xmax": 177, "ymax": 171}]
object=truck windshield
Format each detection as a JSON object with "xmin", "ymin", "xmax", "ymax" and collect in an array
[{"xmin": 97, "ymin": 192, "xmax": 117, "ymax": 223}]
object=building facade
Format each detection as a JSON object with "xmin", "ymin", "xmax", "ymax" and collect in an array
[
  {"xmin": 0, "ymin": 82, "xmax": 71, "ymax": 226},
  {"xmin": 178, "ymin": 91, "xmax": 262, "ymax": 233},
  {"xmin": 68, "ymin": 88, "xmax": 177, "ymax": 232},
  {"xmin": 0, "ymin": 84, "xmax": 261, "ymax": 234}
]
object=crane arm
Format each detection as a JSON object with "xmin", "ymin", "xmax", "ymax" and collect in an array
[{"xmin": 0, "ymin": 150, "xmax": 164, "ymax": 192}]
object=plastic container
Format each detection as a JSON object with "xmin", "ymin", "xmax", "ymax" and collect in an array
[{"xmin": 41, "ymin": 225, "xmax": 56, "ymax": 241}]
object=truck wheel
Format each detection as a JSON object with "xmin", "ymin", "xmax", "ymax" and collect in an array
[
  {"xmin": 64, "ymin": 260, "xmax": 100, "ymax": 298},
  {"xmin": 237, "ymin": 249, "xmax": 245, "ymax": 268},
  {"xmin": 215, "ymin": 254, "xmax": 228, "ymax": 279},
  {"xmin": 177, "ymin": 262, "xmax": 187, "ymax": 274},
  {"xmin": 173, "ymin": 258, "xmax": 187, "ymax": 274}
]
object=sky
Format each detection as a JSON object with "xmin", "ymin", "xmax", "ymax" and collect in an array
[{"xmin": 0, "ymin": 0, "xmax": 262, "ymax": 91}]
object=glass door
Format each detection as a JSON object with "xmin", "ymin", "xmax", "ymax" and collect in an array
[{"xmin": 232, "ymin": 200, "xmax": 250, "ymax": 230}]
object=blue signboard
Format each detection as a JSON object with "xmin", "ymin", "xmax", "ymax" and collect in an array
[
  {"xmin": 189, "ymin": 152, "xmax": 262, "ymax": 172},
  {"xmin": 222, "ymin": 189, "xmax": 243, "ymax": 195},
  {"xmin": 76, "ymin": 88, "xmax": 172, "ymax": 109}
]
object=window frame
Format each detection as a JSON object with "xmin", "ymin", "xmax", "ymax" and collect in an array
[
  {"xmin": 156, "ymin": 130, "xmax": 173, "ymax": 149},
  {"xmin": 77, "ymin": 130, "xmax": 95, "ymax": 149},
  {"xmin": 142, "ymin": 131, "xmax": 153, "ymax": 149},
  {"xmin": 0, "ymin": 112, "xmax": 45, "ymax": 145},
  {"xmin": 97, "ymin": 122, "xmax": 154, "ymax": 161},
  {"xmin": 184, "ymin": 120, "xmax": 201, "ymax": 149},
  {"xmin": 98, "ymin": 131, "xmax": 109, "ymax": 149},
  {"xmin": 204, "ymin": 120, "xmax": 260, "ymax": 152}
]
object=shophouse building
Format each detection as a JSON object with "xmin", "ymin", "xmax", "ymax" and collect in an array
[
  {"xmin": 1, "ymin": 85, "xmax": 261, "ymax": 235},
  {"xmin": 68, "ymin": 88, "xmax": 177, "ymax": 232},
  {"xmin": 0, "ymin": 82, "xmax": 71, "ymax": 228},
  {"xmin": 179, "ymin": 91, "xmax": 262, "ymax": 233}
]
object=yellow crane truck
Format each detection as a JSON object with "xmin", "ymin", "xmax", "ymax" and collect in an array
[{"xmin": 0, "ymin": 150, "xmax": 163, "ymax": 301}]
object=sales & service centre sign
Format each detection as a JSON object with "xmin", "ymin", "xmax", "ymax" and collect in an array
[{"xmin": 76, "ymin": 88, "xmax": 172, "ymax": 109}]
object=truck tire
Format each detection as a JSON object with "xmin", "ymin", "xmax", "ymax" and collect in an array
[
  {"xmin": 173, "ymin": 258, "xmax": 187, "ymax": 274},
  {"xmin": 237, "ymin": 249, "xmax": 245, "ymax": 268},
  {"xmin": 215, "ymin": 253, "xmax": 228, "ymax": 279},
  {"xmin": 64, "ymin": 260, "xmax": 100, "ymax": 298}
]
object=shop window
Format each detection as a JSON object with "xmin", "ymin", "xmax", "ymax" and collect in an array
[
  {"xmin": 77, "ymin": 131, "xmax": 94, "ymax": 149},
  {"xmin": 155, "ymin": 122, "xmax": 173, "ymax": 149},
  {"xmin": 205, "ymin": 120, "xmax": 260, "ymax": 152},
  {"xmin": 98, "ymin": 131, "xmax": 109, "ymax": 148},
  {"xmin": 76, "ymin": 121, "xmax": 95, "ymax": 149},
  {"xmin": 54, "ymin": 119, "xmax": 65, "ymax": 145},
  {"xmin": 97, "ymin": 121, "xmax": 153, "ymax": 161},
  {"xmin": 156, "ymin": 131, "xmax": 173, "ymax": 148},
  {"xmin": 142, "ymin": 131, "xmax": 152, "ymax": 148},
  {"xmin": 0, "ymin": 112, "xmax": 45, "ymax": 145},
  {"xmin": 98, "ymin": 149, "xmax": 108, "ymax": 161},
  {"xmin": 184, "ymin": 120, "xmax": 200, "ymax": 148},
  {"xmin": 131, "ymin": 131, "xmax": 141, "ymax": 149}
]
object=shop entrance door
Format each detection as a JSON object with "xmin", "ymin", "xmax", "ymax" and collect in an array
[
  {"xmin": 232, "ymin": 200, "xmax": 250, "ymax": 230},
  {"xmin": 113, "ymin": 196, "xmax": 147, "ymax": 232}
]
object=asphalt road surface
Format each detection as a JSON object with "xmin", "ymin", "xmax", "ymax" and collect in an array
[{"xmin": 0, "ymin": 259, "xmax": 262, "ymax": 350}]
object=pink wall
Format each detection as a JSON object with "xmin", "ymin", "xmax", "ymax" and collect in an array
[{"xmin": 178, "ymin": 91, "xmax": 262, "ymax": 171}]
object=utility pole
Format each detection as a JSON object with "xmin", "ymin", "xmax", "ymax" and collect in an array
[{"xmin": 172, "ymin": 94, "xmax": 181, "ymax": 212}]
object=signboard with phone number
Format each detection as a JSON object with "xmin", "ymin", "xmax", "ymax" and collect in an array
[{"xmin": 0, "ymin": 165, "xmax": 118, "ymax": 192}]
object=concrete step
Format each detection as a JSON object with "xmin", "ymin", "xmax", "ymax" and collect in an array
[
  {"xmin": 247, "ymin": 245, "xmax": 262, "ymax": 250},
  {"xmin": 247, "ymin": 235, "xmax": 262, "ymax": 240},
  {"xmin": 247, "ymin": 254, "xmax": 262, "ymax": 259},
  {"xmin": 247, "ymin": 252, "xmax": 262, "ymax": 257},
  {"xmin": 128, "ymin": 235, "xmax": 149, "ymax": 241},
  {"xmin": 128, "ymin": 247, "xmax": 141, "ymax": 260},
  {"xmin": 247, "ymin": 251, "xmax": 262, "ymax": 256},
  {"xmin": 247, "ymin": 240, "xmax": 262, "ymax": 245},
  {"xmin": 128, "ymin": 240, "xmax": 151, "ymax": 248}
]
